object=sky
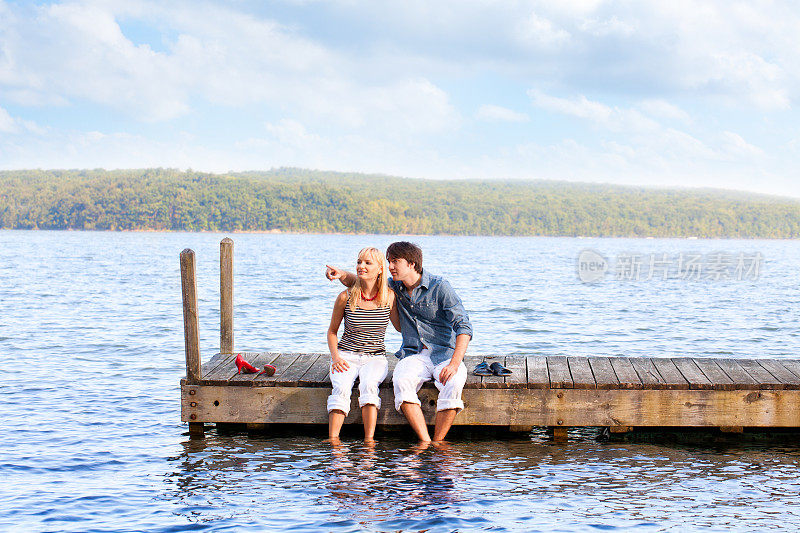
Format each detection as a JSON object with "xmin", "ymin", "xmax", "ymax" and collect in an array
[{"xmin": 1, "ymin": 0, "xmax": 799, "ymax": 197}]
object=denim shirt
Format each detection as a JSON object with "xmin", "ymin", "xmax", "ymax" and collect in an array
[{"xmin": 389, "ymin": 270, "xmax": 473, "ymax": 365}]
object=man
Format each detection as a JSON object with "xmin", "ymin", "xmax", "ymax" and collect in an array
[{"xmin": 326, "ymin": 241, "xmax": 472, "ymax": 443}]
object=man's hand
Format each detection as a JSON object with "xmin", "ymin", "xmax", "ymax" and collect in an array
[
  {"xmin": 439, "ymin": 361, "xmax": 460, "ymax": 385},
  {"xmin": 326, "ymin": 265, "xmax": 345, "ymax": 281}
]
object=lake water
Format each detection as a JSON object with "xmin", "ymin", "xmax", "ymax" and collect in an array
[{"xmin": 2, "ymin": 230, "xmax": 800, "ymax": 531}]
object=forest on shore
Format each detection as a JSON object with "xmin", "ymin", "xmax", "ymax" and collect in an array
[{"xmin": 1, "ymin": 168, "xmax": 799, "ymax": 237}]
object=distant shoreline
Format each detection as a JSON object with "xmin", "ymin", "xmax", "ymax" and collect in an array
[
  {"xmin": 3, "ymin": 168, "xmax": 799, "ymax": 239},
  {"xmin": 1, "ymin": 228, "xmax": 794, "ymax": 240}
]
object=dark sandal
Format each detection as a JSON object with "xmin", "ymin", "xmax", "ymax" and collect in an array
[
  {"xmin": 489, "ymin": 362, "xmax": 512, "ymax": 376},
  {"xmin": 472, "ymin": 361, "xmax": 493, "ymax": 376}
]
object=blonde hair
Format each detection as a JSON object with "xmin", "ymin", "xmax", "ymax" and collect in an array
[{"xmin": 349, "ymin": 247, "xmax": 390, "ymax": 310}]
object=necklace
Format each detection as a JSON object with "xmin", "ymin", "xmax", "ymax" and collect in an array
[{"xmin": 361, "ymin": 289, "xmax": 378, "ymax": 301}]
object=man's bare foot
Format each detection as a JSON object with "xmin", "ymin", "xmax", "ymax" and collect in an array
[
  {"xmin": 432, "ymin": 440, "xmax": 451, "ymax": 451},
  {"xmin": 411, "ymin": 440, "xmax": 431, "ymax": 453}
]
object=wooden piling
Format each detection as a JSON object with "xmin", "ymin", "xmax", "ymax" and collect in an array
[
  {"xmin": 220, "ymin": 238, "xmax": 234, "ymax": 354},
  {"xmin": 180, "ymin": 249, "xmax": 201, "ymax": 384},
  {"xmin": 552, "ymin": 426, "xmax": 568, "ymax": 443}
]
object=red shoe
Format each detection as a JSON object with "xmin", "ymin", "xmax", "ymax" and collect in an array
[
  {"xmin": 235, "ymin": 353, "xmax": 258, "ymax": 374},
  {"xmin": 257, "ymin": 364, "xmax": 277, "ymax": 377}
]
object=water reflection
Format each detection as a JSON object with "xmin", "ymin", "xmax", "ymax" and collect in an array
[
  {"xmin": 166, "ymin": 428, "xmax": 800, "ymax": 531},
  {"xmin": 325, "ymin": 439, "xmax": 463, "ymax": 523}
]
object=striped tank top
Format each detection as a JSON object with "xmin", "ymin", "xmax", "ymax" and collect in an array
[{"xmin": 337, "ymin": 294, "xmax": 390, "ymax": 355}]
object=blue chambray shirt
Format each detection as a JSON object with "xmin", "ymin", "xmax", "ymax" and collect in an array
[{"xmin": 389, "ymin": 269, "xmax": 473, "ymax": 365}]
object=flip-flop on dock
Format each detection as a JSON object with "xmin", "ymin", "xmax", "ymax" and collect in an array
[{"xmin": 180, "ymin": 242, "xmax": 800, "ymax": 441}]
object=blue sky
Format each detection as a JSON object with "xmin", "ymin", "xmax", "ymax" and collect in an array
[{"xmin": 1, "ymin": 0, "xmax": 799, "ymax": 197}]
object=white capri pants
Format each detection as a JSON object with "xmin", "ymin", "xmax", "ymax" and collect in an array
[
  {"xmin": 327, "ymin": 351, "xmax": 389, "ymax": 415},
  {"xmin": 392, "ymin": 347, "xmax": 467, "ymax": 413}
]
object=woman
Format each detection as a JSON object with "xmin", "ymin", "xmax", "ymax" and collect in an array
[{"xmin": 327, "ymin": 247, "xmax": 399, "ymax": 443}]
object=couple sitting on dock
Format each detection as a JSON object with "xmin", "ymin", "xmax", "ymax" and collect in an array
[{"xmin": 325, "ymin": 241, "xmax": 473, "ymax": 444}]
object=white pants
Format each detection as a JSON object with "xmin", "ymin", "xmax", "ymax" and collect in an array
[
  {"xmin": 327, "ymin": 351, "xmax": 389, "ymax": 415},
  {"xmin": 392, "ymin": 347, "xmax": 467, "ymax": 413}
]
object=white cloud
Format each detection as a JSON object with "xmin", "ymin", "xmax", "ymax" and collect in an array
[
  {"xmin": 516, "ymin": 11, "xmax": 570, "ymax": 48},
  {"xmin": 0, "ymin": 106, "xmax": 17, "ymax": 133},
  {"xmin": 578, "ymin": 16, "xmax": 636, "ymax": 37},
  {"xmin": 529, "ymin": 90, "xmax": 611, "ymax": 121},
  {"xmin": 721, "ymin": 131, "xmax": 765, "ymax": 158},
  {"xmin": 476, "ymin": 104, "xmax": 529, "ymax": 123},
  {"xmin": 264, "ymin": 119, "xmax": 321, "ymax": 148},
  {"xmin": 0, "ymin": 105, "xmax": 45, "ymax": 135},
  {"xmin": 0, "ymin": 1, "xmax": 457, "ymax": 133},
  {"xmin": 529, "ymin": 90, "xmax": 659, "ymax": 132},
  {"xmin": 637, "ymin": 100, "xmax": 691, "ymax": 123}
]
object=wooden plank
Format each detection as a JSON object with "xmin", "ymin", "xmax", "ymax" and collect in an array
[
  {"xmin": 736, "ymin": 359, "xmax": 783, "ymax": 389},
  {"xmin": 609, "ymin": 357, "xmax": 642, "ymax": 389},
  {"xmin": 465, "ymin": 355, "xmax": 485, "ymax": 389},
  {"xmin": 275, "ymin": 353, "xmax": 322, "ymax": 386},
  {"xmin": 693, "ymin": 359, "xmax": 735, "ymax": 391},
  {"xmin": 526, "ymin": 356, "xmax": 549, "ymax": 389},
  {"xmin": 504, "ymin": 355, "xmax": 527, "ymax": 389},
  {"xmin": 781, "ymin": 360, "xmax": 800, "ymax": 380},
  {"xmin": 547, "ymin": 356, "xmax": 573, "ymax": 389},
  {"xmin": 298, "ymin": 354, "xmax": 330, "ymax": 386},
  {"xmin": 182, "ymin": 385, "xmax": 800, "ymax": 427},
  {"xmin": 481, "ymin": 355, "xmax": 506, "ymax": 389},
  {"xmin": 568, "ymin": 357, "xmax": 596, "ymax": 389},
  {"xmin": 758, "ymin": 359, "xmax": 800, "ymax": 389},
  {"xmin": 202, "ymin": 353, "xmax": 243, "ymax": 385},
  {"xmin": 200, "ymin": 353, "xmax": 233, "ymax": 379},
  {"xmin": 672, "ymin": 358, "xmax": 713, "ymax": 390},
  {"xmin": 714, "ymin": 359, "xmax": 759, "ymax": 390},
  {"xmin": 630, "ymin": 358, "xmax": 665, "ymax": 389},
  {"xmin": 588, "ymin": 357, "xmax": 618, "ymax": 390},
  {"xmin": 651, "ymin": 358, "xmax": 689, "ymax": 390}
]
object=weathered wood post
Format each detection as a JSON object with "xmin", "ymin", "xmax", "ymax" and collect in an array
[
  {"xmin": 220, "ymin": 238, "xmax": 234, "ymax": 354},
  {"xmin": 551, "ymin": 426, "xmax": 568, "ymax": 443},
  {"xmin": 180, "ymin": 248, "xmax": 203, "ymax": 436}
]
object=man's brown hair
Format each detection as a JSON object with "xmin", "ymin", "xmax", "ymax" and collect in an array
[{"xmin": 386, "ymin": 241, "xmax": 423, "ymax": 273}]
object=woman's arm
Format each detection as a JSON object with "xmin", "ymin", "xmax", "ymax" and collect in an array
[
  {"xmin": 327, "ymin": 291, "xmax": 350, "ymax": 372},
  {"xmin": 326, "ymin": 265, "xmax": 357, "ymax": 288},
  {"xmin": 388, "ymin": 291, "xmax": 401, "ymax": 332}
]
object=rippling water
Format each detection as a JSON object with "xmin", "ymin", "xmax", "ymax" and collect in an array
[{"xmin": 2, "ymin": 230, "xmax": 800, "ymax": 531}]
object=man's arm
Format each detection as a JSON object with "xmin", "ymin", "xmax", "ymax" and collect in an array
[
  {"xmin": 325, "ymin": 265, "xmax": 357, "ymax": 288},
  {"xmin": 438, "ymin": 333, "xmax": 470, "ymax": 384},
  {"xmin": 437, "ymin": 280, "xmax": 473, "ymax": 384}
]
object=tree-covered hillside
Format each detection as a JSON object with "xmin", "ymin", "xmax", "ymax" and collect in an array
[{"xmin": 1, "ymin": 168, "xmax": 799, "ymax": 237}]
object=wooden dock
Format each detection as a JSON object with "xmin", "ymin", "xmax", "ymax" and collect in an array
[
  {"xmin": 182, "ymin": 352, "xmax": 800, "ymax": 438},
  {"xmin": 179, "ymin": 241, "xmax": 800, "ymax": 440}
]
